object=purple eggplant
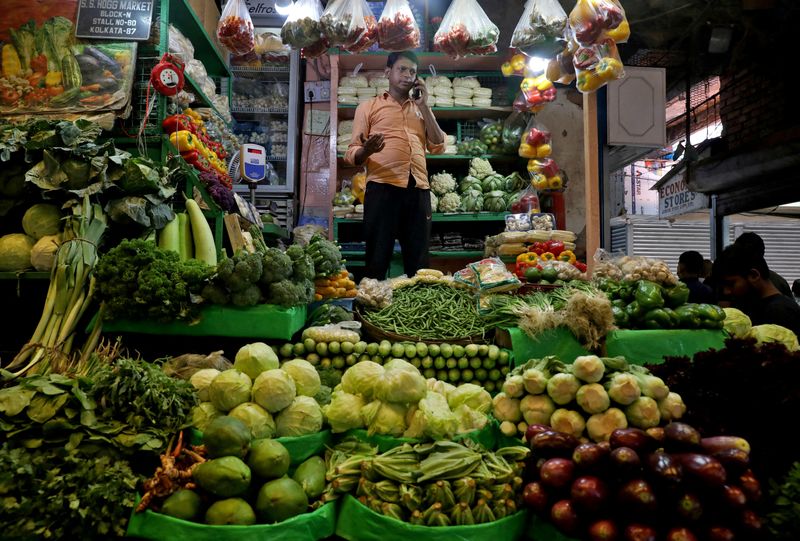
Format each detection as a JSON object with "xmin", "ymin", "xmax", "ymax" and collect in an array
[
  {"xmin": 663, "ymin": 422, "xmax": 702, "ymax": 451},
  {"xmin": 675, "ymin": 453, "xmax": 727, "ymax": 487},
  {"xmin": 646, "ymin": 450, "xmax": 683, "ymax": 486},
  {"xmin": 610, "ymin": 446, "xmax": 642, "ymax": 478}
]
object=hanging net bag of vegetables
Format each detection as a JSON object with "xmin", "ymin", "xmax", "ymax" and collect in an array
[
  {"xmin": 432, "ymin": 0, "xmax": 500, "ymax": 58},
  {"xmin": 376, "ymin": 0, "xmax": 421, "ymax": 52}
]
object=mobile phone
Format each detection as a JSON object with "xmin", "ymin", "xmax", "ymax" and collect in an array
[{"xmin": 410, "ymin": 77, "xmax": 421, "ymax": 100}]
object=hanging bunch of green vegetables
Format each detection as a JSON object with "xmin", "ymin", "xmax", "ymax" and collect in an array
[{"xmin": 6, "ymin": 196, "xmax": 107, "ymax": 377}]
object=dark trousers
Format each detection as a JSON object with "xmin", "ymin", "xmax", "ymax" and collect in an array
[{"xmin": 363, "ymin": 177, "xmax": 432, "ymax": 279}]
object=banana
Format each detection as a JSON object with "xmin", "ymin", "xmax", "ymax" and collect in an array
[
  {"xmin": 472, "ymin": 498, "xmax": 496, "ymax": 524},
  {"xmin": 400, "ymin": 483, "xmax": 424, "ymax": 512},
  {"xmin": 453, "ymin": 477, "xmax": 477, "ymax": 506},
  {"xmin": 451, "ymin": 501, "xmax": 475, "ymax": 526},
  {"xmin": 373, "ymin": 480, "xmax": 401, "ymax": 503},
  {"xmin": 380, "ymin": 502, "xmax": 405, "ymax": 521}
]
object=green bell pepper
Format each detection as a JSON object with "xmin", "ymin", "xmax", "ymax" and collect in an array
[
  {"xmin": 662, "ymin": 307, "xmax": 681, "ymax": 328},
  {"xmin": 611, "ymin": 305, "xmax": 629, "ymax": 328},
  {"xmin": 643, "ymin": 308, "xmax": 673, "ymax": 330},
  {"xmin": 663, "ymin": 282, "xmax": 690, "ymax": 308},
  {"xmin": 674, "ymin": 305, "xmax": 702, "ymax": 328},
  {"xmin": 612, "ymin": 298, "xmax": 628, "ymax": 310},
  {"xmin": 625, "ymin": 300, "xmax": 645, "ymax": 322},
  {"xmin": 634, "ymin": 280, "xmax": 665, "ymax": 310},
  {"xmin": 696, "ymin": 303, "xmax": 726, "ymax": 322},
  {"xmin": 618, "ymin": 282, "xmax": 635, "ymax": 302}
]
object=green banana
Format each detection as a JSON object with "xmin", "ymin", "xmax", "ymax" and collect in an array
[
  {"xmin": 472, "ymin": 498, "xmax": 496, "ymax": 524},
  {"xmin": 356, "ymin": 477, "xmax": 375, "ymax": 498},
  {"xmin": 453, "ymin": 477, "xmax": 477, "ymax": 506},
  {"xmin": 490, "ymin": 482, "xmax": 514, "ymax": 502},
  {"xmin": 380, "ymin": 502, "xmax": 406, "ymax": 521},
  {"xmin": 409, "ymin": 509, "xmax": 425, "ymax": 525},
  {"xmin": 399, "ymin": 483, "xmax": 424, "ymax": 512},
  {"xmin": 373, "ymin": 480, "xmax": 401, "ymax": 503},
  {"xmin": 422, "ymin": 502, "xmax": 443, "ymax": 523},
  {"xmin": 451, "ymin": 501, "xmax": 475, "ymax": 526},
  {"xmin": 492, "ymin": 499, "xmax": 508, "ymax": 520},
  {"xmin": 494, "ymin": 446, "xmax": 530, "ymax": 462}
]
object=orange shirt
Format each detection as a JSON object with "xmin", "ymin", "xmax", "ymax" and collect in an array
[{"xmin": 343, "ymin": 92, "xmax": 445, "ymax": 189}]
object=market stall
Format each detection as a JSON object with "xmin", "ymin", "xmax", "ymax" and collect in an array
[{"xmin": 2, "ymin": 0, "xmax": 800, "ymax": 540}]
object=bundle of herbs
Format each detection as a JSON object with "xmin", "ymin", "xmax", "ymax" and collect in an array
[{"xmin": 648, "ymin": 337, "xmax": 800, "ymax": 480}]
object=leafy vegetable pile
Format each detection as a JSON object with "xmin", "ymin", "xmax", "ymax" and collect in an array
[{"xmin": 649, "ymin": 337, "xmax": 800, "ymax": 480}]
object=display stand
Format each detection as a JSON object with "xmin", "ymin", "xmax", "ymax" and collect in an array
[{"xmin": 604, "ymin": 329, "xmax": 728, "ymax": 364}]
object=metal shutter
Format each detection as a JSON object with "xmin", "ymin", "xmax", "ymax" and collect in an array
[
  {"xmin": 630, "ymin": 219, "xmax": 712, "ymax": 273},
  {"xmin": 610, "ymin": 222, "xmax": 628, "ymax": 254}
]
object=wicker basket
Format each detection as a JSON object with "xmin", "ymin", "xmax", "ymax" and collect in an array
[{"xmin": 355, "ymin": 307, "xmax": 491, "ymax": 345}]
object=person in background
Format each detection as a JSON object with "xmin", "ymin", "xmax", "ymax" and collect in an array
[
  {"xmin": 793, "ymin": 279, "xmax": 800, "ymax": 302},
  {"xmin": 733, "ymin": 232, "xmax": 793, "ymax": 298},
  {"xmin": 344, "ymin": 51, "xmax": 446, "ymax": 279},
  {"xmin": 713, "ymin": 243, "xmax": 800, "ymax": 336},
  {"xmin": 677, "ymin": 250, "xmax": 715, "ymax": 303}
]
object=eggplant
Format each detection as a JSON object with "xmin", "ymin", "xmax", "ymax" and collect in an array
[
  {"xmin": 645, "ymin": 426, "xmax": 665, "ymax": 444},
  {"xmin": 570, "ymin": 475, "xmax": 609, "ymax": 513},
  {"xmin": 700, "ymin": 436, "xmax": 751, "ymax": 455},
  {"xmin": 711, "ymin": 448, "xmax": 749, "ymax": 476},
  {"xmin": 84, "ymin": 45, "xmax": 122, "ymax": 78},
  {"xmin": 588, "ymin": 519, "xmax": 619, "ymax": 541},
  {"xmin": 646, "ymin": 450, "xmax": 683, "ymax": 486},
  {"xmin": 675, "ymin": 492, "xmax": 703, "ymax": 522},
  {"xmin": 706, "ymin": 526, "xmax": 736, "ymax": 541},
  {"xmin": 573, "ymin": 442, "xmax": 610, "ymax": 472},
  {"xmin": 531, "ymin": 430, "xmax": 580, "ymax": 458},
  {"xmin": 550, "ymin": 499, "xmax": 581, "ymax": 536},
  {"xmin": 738, "ymin": 470, "xmax": 762, "ymax": 502},
  {"xmin": 75, "ymin": 54, "xmax": 104, "ymax": 81},
  {"xmin": 740, "ymin": 509, "xmax": 763, "ymax": 534},
  {"xmin": 720, "ymin": 484, "xmax": 747, "ymax": 509},
  {"xmin": 663, "ymin": 422, "xmax": 702, "ymax": 451},
  {"xmin": 609, "ymin": 428, "xmax": 653, "ymax": 453},
  {"xmin": 522, "ymin": 481, "xmax": 549, "ymax": 514},
  {"xmin": 539, "ymin": 457, "xmax": 575, "ymax": 490},
  {"xmin": 624, "ymin": 524, "xmax": 658, "ymax": 541},
  {"xmin": 610, "ymin": 446, "xmax": 642, "ymax": 478},
  {"xmin": 618, "ymin": 479, "xmax": 657, "ymax": 514},
  {"xmin": 665, "ymin": 527, "xmax": 699, "ymax": 541},
  {"xmin": 525, "ymin": 423, "xmax": 552, "ymax": 443},
  {"xmin": 675, "ymin": 453, "xmax": 727, "ymax": 487}
]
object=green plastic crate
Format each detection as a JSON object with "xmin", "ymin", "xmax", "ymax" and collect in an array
[{"xmin": 101, "ymin": 303, "xmax": 306, "ymax": 341}]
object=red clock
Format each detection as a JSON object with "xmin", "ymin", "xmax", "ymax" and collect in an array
[{"xmin": 150, "ymin": 54, "xmax": 185, "ymax": 96}]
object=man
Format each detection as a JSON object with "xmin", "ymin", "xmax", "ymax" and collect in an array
[
  {"xmin": 344, "ymin": 51, "xmax": 446, "ymax": 279},
  {"xmin": 677, "ymin": 250, "xmax": 715, "ymax": 303},
  {"xmin": 714, "ymin": 243, "xmax": 800, "ymax": 336},
  {"xmin": 733, "ymin": 232, "xmax": 793, "ymax": 297}
]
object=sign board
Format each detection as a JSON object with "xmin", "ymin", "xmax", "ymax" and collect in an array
[
  {"xmin": 658, "ymin": 174, "xmax": 709, "ymax": 218},
  {"xmin": 76, "ymin": 0, "xmax": 154, "ymax": 40}
]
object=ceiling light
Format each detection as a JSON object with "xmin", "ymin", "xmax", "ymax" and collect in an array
[
  {"xmin": 526, "ymin": 56, "xmax": 548, "ymax": 75},
  {"xmin": 708, "ymin": 25, "xmax": 733, "ymax": 54},
  {"xmin": 274, "ymin": 0, "xmax": 294, "ymax": 16}
]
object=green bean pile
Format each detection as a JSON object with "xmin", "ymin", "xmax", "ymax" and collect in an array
[{"xmin": 361, "ymin": 283, "xmax": 489, "ymax": 340}]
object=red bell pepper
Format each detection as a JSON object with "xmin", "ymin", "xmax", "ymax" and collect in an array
[
  {"xmin": 162, "ymin": 114, "xmax": 194, "ymax": 134},
  {"xmin": 574, "ymin": 261, "xmax": 588, "ymax": 273},
  {"xmin": 547, "ymin": 240, "xmax": 565, "ymax": 257},
  {"xmin": 529, "ymin": 241, "xmax": 548, "ymax": 256}
]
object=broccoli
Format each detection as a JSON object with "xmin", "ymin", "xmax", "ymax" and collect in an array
[
  {"xmin": 318, "ymin": 367, "xmax": 342, "ymax": 389},
  {"xmin": 306, "ymin": 234, "xmax": 343, "ymax": 278},
  {"xmin": 285, "ymin": 244, "xmax": 305, "ymax": 262},
  {"xmin": 94, "ymin": 238, "xmax": 211, "ymax": 322},
  {"xmin": 201, "ymin": 282, "xmax": 230, "ymax": 305},
  {"xmin": 230, "ymin": 283, "xmax": 262, "ymax": 307},
  {"xmin": 216, "ymin": 257, "xmax": 234, "ymax": 281},
  {"xmin": 266, "ymin": 279, "xmax": 313, "ymax": 307},
  {"xmin": 223, "ymin": 250, "xmax": 263, "ymax": 292},
  {"xmin": 260, "ymin": 247, "xmax": 293, "ymax": 285},
  {"xmin": 292, "ymin": 252, "xmax": 315, "ymax": 282}
]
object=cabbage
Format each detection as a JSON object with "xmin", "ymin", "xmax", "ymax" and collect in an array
[
  {"xmin": 22, "ymin": 203, "xmax": 62, "ymax": 240},
  {"xmin": 340, "ymin": 361, "xmax": 384, "ymax": 400},
  {"xmin": 748, "ymin": 324, "xmax": 799, "ymax": 351},
  {"xmin": 281, "ymin": 359, "xmax": 321, "ymax": 397},
  {"xmin": 722, "ymin": 307, "xmax": 752, "ymax": 338},
  {"xmin": 0, "ymin": 233, "xmax": 35, "ymax": 271},
  {"xmin": 229, "ymin": 402, "xmax": 276, "ymax": 439},
  {"xmin": 252, "ymin": 369, "xmax": 296, "ymax": 413},
  {"xmin": 447, "ymin": 383, "xmax": 492, "ymax": 414},
  {"xmin": 275, "ymin": 396, "xmax": 324, "ymax": 437},
  {"xmin": 460, "ymin": 189, "xmax": 484, "ymax": 212},
  {"xmin": 383, "ymin": 358, "xmax": 419, "ymax": 373},
  {"xmin": 361, "ymin": 400, "xmax": 407, "ymax": 437},
  {"xmin": 30, "ymin": 234, "xmax": 60, "ymax": 271},
  {"xmin": 426, "ymin": 378, "xmax": 456, "ymax": 397},
  {"xmin": 403, "ymin": 408, "xmax": 426, "ymax": 439},
  {"xmin": 190, "ymin": 368, "xmax": 221, "ymax": 402},
  {"xmin": 453, "ymin": 404, "xmax": 488, "ymax": 434},
  {"xmin": 192, "ymin": 402, "xmax": 222, "ymax": 432},
  {"xmin": 418, "ymin": 392, "xmax": 457, "ymax": 439},
  {"xmin": 234, "ymin": 342, "xmax": 279, "ymax": 379},
  {"xmin": 208, "ymin": 369, "xmax": 252, "ymax": 412},
  {"xmin": 375, "ymin": 367, "xmax": 427, "ymax": 404},
  {"xmin": 322, "ymin": 390, "xmax": 365, "ymax": 432}
]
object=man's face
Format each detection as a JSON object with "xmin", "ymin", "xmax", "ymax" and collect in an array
[
  {"xmin": 386, "ymin": 57, "xmax": 417, "ymax": 94},
  {"xmin": 721, "ymin": 273, "xmax": 755, "ymax": 301}
]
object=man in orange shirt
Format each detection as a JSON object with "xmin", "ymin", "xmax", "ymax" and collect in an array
[{"xmin": 344, "ymin": 51, "xmax": 446, "ymax": 279}]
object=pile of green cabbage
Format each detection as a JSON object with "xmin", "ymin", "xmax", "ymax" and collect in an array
[
  {"xmin": 322, "ymin": 359, "xmax": 492, "ymax": 439},
  {"xmin": 189, "ymin": 342, "xmax": 326, "ymax": 437}
]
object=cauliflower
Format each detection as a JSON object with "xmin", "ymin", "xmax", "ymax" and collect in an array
[
  {"xmin": 430, "ymin": 172, "xmax": 457, "ymax": 196},
  {"xmin": 468, "ymin": 157, "xmax": 494, "ymax": 180},
  {"xmin": 438, "ymin": 192, "xmax": 462, "ymax": 213}
]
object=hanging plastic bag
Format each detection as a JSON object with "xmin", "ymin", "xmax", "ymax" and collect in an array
[
  {"xmin": 432, "ymin": 0, "xmax": 499, "ymax": 58},
  {"xmin": 302, "ymin": 37, "xmax": 330, "ymax": 59},
  {"xmin": 518, "ymin": 117, "xmax": 552, "ymax": 159},
  {"xmin": 574, "ymin": 38, "xmax": 624, "ymax": 93},
  {"xmin": 281, "ymin": 0, "xmax": 324, "ymax": 49},
  {"xmin": 529, "ymin": 159, "xmax": 566, "ymax": 192},
  {"xmin": 377, "ymin": 0, "xmax": 421, "ymax": 52},
  {"xmin": 511, "ymin": 0, "xmax": 568, "ymax": 57},
  {"xmin": 510, "ymin": 185, "xmax": 542, "ymax": 214},
  {"xmin": 216, "ymin": 0, "xmax": 255, "ymax": 55},
  {"xmin": 546, "ymin": 34, "xmax": 578, "ymax": 84},
  {"xmin": 320, "ymin": 0, "xmax": 378, "ymax": 53},
  {"xmin": 568, "ymin": 0, "xmax": 628, "ymax": 46},
  {"xmin": 502, "ymin": 112, "xmax": 529, "ymax": 154}
]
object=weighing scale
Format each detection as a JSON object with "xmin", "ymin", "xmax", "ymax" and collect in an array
[{"xmin": 240, "ymin": 143, "xmax": 268, "ymax": 205}]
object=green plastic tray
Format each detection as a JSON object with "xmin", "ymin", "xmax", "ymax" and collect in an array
[{"xmin": 101, "ymin": 303, "xmax": 307, "ymax": 341}]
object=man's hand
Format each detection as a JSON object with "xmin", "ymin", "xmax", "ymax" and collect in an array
[
  {"xmin": 361, "ymin": 133, "xmax": 385, "ymax": 156},
  {"xmin": 411, "ymin": 78, "xmax": 428, "ymax": 107}
]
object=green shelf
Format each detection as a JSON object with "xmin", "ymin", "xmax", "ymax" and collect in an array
[
  {"xmin": 168, "ymin": 0, "xmax": 230, "ymax": 78},
  {"xmin": 0, "ymin": 271, "xmax": 50, "ymax": 280},
  {"xmin": 263, "ymin": 223, "xmax": 289, "ymax": 238},
  {"xmin": 429, "ymin": 250, "xmax": 485, "ymax": 258},
  {"xmin": 183, "ymin": 73, "xmax": 227, "ymax": 121}
]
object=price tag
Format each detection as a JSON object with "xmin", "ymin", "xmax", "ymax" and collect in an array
[{"xmin": 76, "ymin": 0, "xmax": 154, "ymax": 41}]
